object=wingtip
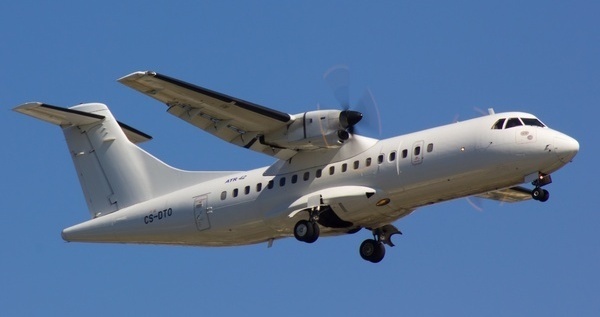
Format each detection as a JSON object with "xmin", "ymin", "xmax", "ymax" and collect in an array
[
  {"xmin": 117, "ymin": 70, "xmax": 156, "ymax": 83},
  {"xmin": 13, "ymin": 102, "xmax": 44, "ymax": 113}
]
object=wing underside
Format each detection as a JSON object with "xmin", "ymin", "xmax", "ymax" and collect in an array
[
  {"xmin": 118, "ymin": 71, "xmax": 297, "ymax": 159},
  {"xmin": 476, "ymin": 186, "xmax": 533, "ymax": 202}
]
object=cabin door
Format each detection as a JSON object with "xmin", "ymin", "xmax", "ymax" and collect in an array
[{"xmin": 193, "ymin": 195, "xmax": 211, "ymax": 231}]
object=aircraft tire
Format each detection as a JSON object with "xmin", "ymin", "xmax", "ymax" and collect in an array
[
  {"xmin": 304, "ymin": 222, "xmax": 320, "ymax": 244},
  {"xmin": 294, "ymin": 220, "xmax": 314, "ymax": 242},
  {"xmin": 359, "ymin": 239, "xmax": 385, "ymax": 263},
  {"xmin": 532, "ymin": 188, "xmax": 549, "ymax": 202},
  {"xmin": 539, "ymin": 189, "xmax": 550, "ymax": 202}
]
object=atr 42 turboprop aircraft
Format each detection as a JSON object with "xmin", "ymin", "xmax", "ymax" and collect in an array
[{"xmin": 14, "ymin": 71, "xmax": 579, "ymax": 263}]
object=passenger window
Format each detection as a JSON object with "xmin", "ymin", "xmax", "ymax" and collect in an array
[
  {"xmin": 492, "ymin": 118, "xmax": 506, "ymax": 129},
  {"xmin": 221, "ymin": 191, "xmax": 227, "ymax": 200},
  {"xmin": 341, "ymin": 163, "xmax": 347, "ymax": 172},
  {"xmin": 267, "ymin": 180, "xmax": 274, "ymax": 189},
  {"xmin": 233, "ymin": 188, "xmax": 239, "ymax": 197},
  {"xmin": 354, "ymin": 160, "xmax": 360, "ymax": 169},
  {"xmin": 366, "ymin": 157, "xmax": 372, "ymax": 167},
  {"xmin": 291, "ymin": 174, "xmax": 298, "ymax": 184},
  {"xmin": 303, "ymin": 172, "xmax": 310, "ymax": 181},
  {"xmin": 316, "ymin": 169, "xmax": 322, "ymax": 178},
  {"xmin": 402, "ymin": 149, "xmax": 408, "ymax": 158},
  {"xmin": 279, "ymin": 177, "xmax": 286, "ymax": 187},
  {"xmin": 329, "ymin": 166, "xmax": 335, "ymax": 175},
  {"xmin": 427, "ymin": 143, "xmax": 434, "ymax": 153},
  {"xmin": 378, "ymin": 154, "xmax": 384, "ymax": 164},
  {"xmin": 389, "ymin": 151, "xmax": 396, "ymax": 162},
  {"xmin": 256, "ymin": 183, "xmax": 262, "ymax": 192},
  {"xmin": 505, "ymin": 118, "xmax": 523, "ymax": 129},
  {"xmin": 244, "ymin": 186, "xmax": 250, "ymax": 195},
  {"xmin": 414, "ymin": 146, "xmax": 421, "ymax": 156}
]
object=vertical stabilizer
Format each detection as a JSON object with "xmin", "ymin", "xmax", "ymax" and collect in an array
[{"xmin": 15, "ymin": 102, "xmax": 233, "ymax": 218}]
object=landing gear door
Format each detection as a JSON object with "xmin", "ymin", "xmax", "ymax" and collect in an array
[{"xmin": 193, "ymin": 195, "xmax": 210, "ymax": 231}]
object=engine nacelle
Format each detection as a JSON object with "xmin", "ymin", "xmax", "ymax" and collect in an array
[{"xmin": 264, "ymin": 109, "xmax": 361, "ymax": 150}]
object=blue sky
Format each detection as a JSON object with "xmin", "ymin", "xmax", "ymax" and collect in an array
[{"xmin": 1, "ymin": 1, "xmax": 598, "ymax": 316}]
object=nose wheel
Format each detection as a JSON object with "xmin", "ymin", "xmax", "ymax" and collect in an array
[
  {"xmin": 531, "ymin": 173, "xmax": 552, "ymax": 202},
  {"xmin": 531, "ymin": 187, "xmax": 550, "ymax": 202}
]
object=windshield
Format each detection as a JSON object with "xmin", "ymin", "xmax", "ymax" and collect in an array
[{"xmin": 491, "ymin": 117, "xmax": 547, "ymax": 129}]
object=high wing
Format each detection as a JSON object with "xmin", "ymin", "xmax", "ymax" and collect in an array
[{"xmin": 118, "ymin": 71, "xmax": 297, "ymax": 159}]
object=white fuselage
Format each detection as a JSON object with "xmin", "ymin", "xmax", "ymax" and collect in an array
[{"xmin": 61, "ymin": 112, "xmax": 578, "ymax": 247}]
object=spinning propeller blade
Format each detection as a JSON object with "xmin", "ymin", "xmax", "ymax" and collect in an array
[{"xmin": 323, "ymin": 65, "xmax": 382, "ymax": 137}]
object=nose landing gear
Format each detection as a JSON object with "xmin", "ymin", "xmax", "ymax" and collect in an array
[{"xmin": 531, "ymin": 173, "xmax": 552, "ymax": 202}]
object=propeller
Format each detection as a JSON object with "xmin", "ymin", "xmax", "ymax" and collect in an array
[
  {"xmin": 323, "ymin": 65, "xmax": 351, "ymax": 109},
  {"xmin": 323, "ymin": 65, "xmax": 381, "ymax": 137}
]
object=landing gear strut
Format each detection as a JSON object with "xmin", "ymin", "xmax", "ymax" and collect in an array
[{"xmin": 359, "ymin": 224, "xmax": 402, "ymax": 263}]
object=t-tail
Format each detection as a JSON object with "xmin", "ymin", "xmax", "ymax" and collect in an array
[{"xmin": 14, "ymin": 102, "xmax": 229, "ymax": 218}]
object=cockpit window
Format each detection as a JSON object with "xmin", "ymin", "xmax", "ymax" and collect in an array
[
  {"xmin": 505, "ymin": 118, "xmax": 523, "ymax": 129},
  {"xmin": 492, "ymin": 118, "xmax": 506, "ymax": 129},
  {"xmin": 521, "ymin": 118, "xmax": 545, "ymax": 127},
  {"xmin": 491, "ymin": 117, "xmax": 547, "ymax": 130}
]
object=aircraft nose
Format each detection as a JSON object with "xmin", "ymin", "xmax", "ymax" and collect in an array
[{"xmin": 553, "ymin": 134, "xmax": 579, "ymax": 163}]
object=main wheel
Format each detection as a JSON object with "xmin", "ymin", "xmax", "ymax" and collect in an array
[
  {"xmin": 304, "ymin": 222, "xmax": 320, "ymax": 244},
  {"xmin": 294, "ymin": 220, "xmax": 314, "ymax": 242},
  {"xmin": 359, "ymin": 239, "xmax": 386, "ymax": 263},
  {"xmin": 294, "ymin": 220, "xmax": 320, "ymax": 243}
]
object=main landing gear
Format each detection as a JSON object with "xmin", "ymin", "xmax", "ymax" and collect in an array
[
  {"xmin": 359, "ymin": 225, "xmax": 402, "ymax": 263},
  {"xmin": 293, "ymin": 208, "xmax": 321, "ymax": 243},
  {"xmin": 292, "ymin": 208, "xmax": 402, "ymax": 264},
  {"xmin": 294, "ymin": 219, "xmax": 320, "ymax": 243},
  {"xmin": 531, "ymin": 173, "xmax": 552, "ymax": 202}
]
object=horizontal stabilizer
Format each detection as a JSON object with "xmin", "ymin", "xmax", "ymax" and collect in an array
[
  {"xmin": 14, "ymin": 102, "xmax": 104, "ymax": 126},
  {"xmin": 14, "ymin": 102, "xmax": 152, "ymax": 144},
  {"xmin": 476, "ymin": 186, "xmax": 532, "ymax": 203},
  {"xmin": 115, "ymin": 121, "xmax": 153, "ymax": 144}
]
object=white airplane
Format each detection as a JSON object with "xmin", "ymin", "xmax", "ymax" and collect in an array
[{"xmin": 14, "ymin": 71, "xmax": 579, "ymax": 263}]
